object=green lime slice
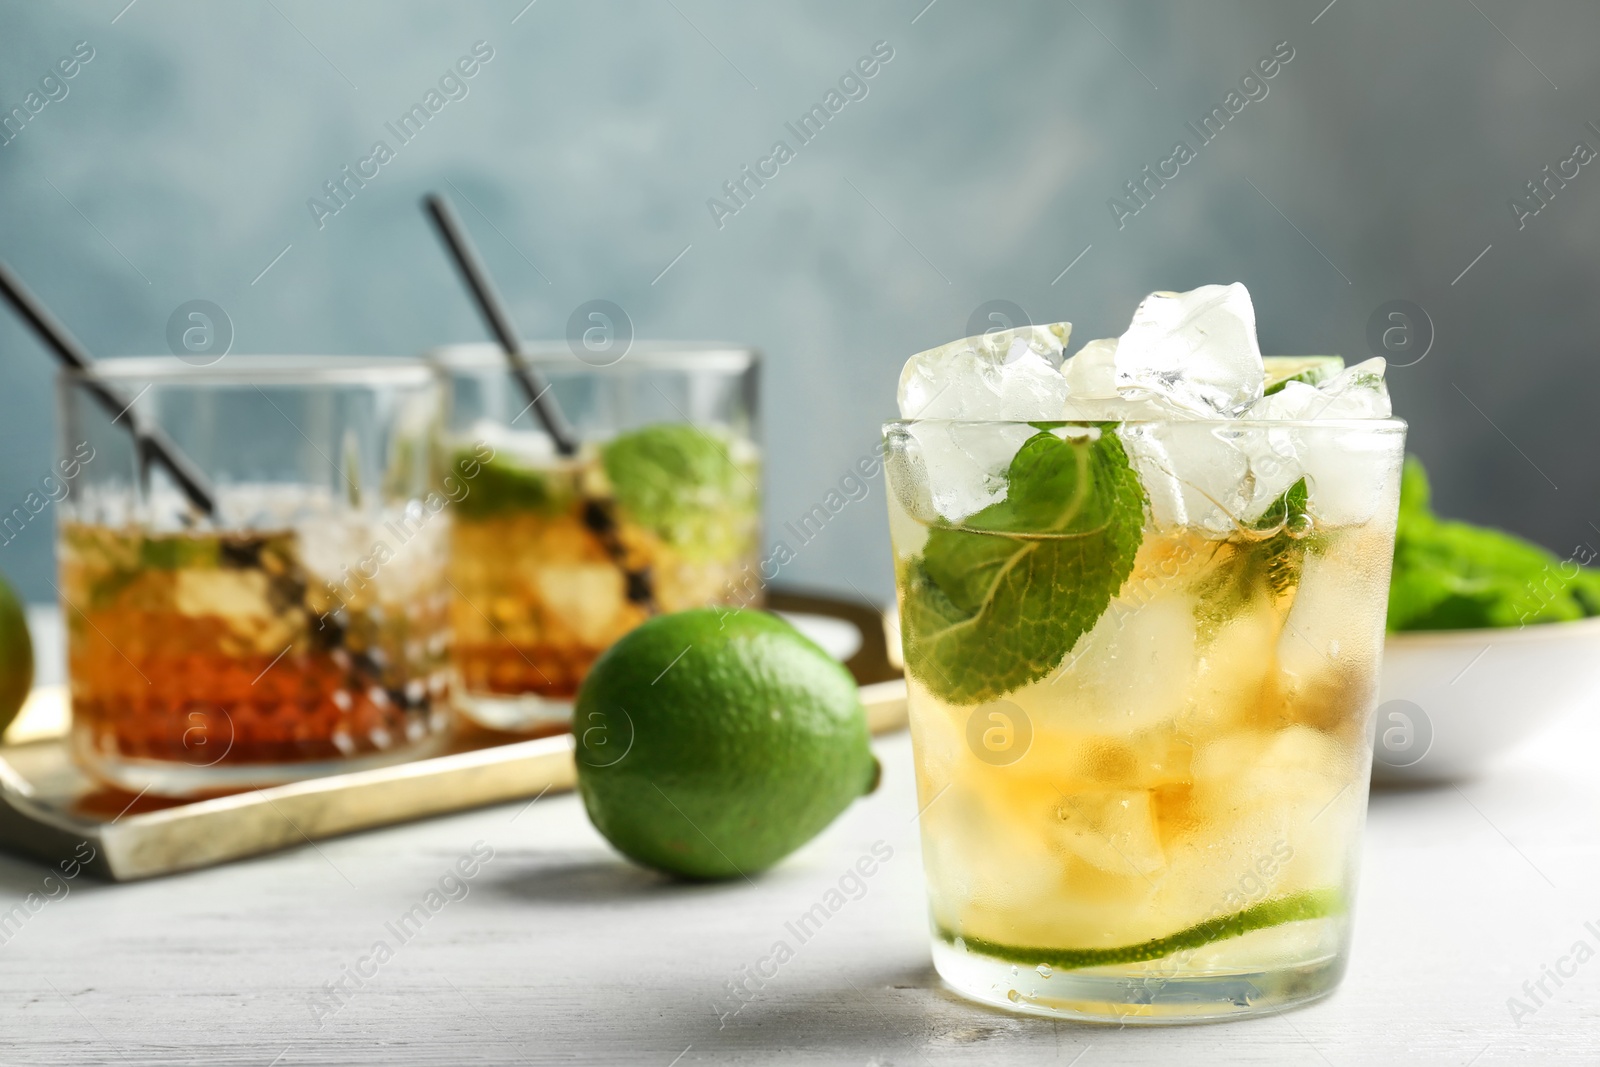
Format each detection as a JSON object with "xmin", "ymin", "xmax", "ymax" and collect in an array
[
  {"xmin": 938, "ymin": 887, "xmax": 1343, "ymax": 970},
  {"xmin": 1263, "ymin": 356, "xmax": 1344, "ymax": 396}
]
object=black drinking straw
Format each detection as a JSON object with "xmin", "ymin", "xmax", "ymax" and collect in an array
[
  {"xmin": 421, "ymin": 191, "xmax": 656, "ymax": 608},
  {"xmin": 0, "ymin": 259, "xmax": 219, "ymax": 518},
  {"xmin": 422, "ymin": 193, "xmax": 579, "ymax": 456}
]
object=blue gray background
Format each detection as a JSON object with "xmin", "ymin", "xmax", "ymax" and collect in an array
[{"xmin": 2, "ymin": 0, "xmax": 1598, "ymax": 604}]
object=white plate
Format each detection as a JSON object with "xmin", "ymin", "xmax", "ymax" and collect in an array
[
  {"xmin": 777, "ymin": 611, "xmax": 863, "ymax": 663},
  {"xmin": 1372, "ymin": 615, "xmax": 1600, "ymax": 783}
]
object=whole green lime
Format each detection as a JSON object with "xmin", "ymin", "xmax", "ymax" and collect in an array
[
  {"xmin": 574, "ymin": 609, "xmax": 878, "ymax": 880},
  {"xmin": 0, "ymin": 572, "xmax": 33, "ymax": 736}
]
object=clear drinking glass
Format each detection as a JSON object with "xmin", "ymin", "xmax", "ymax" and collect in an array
[
  {"xmin": 57, "ymin": 357, "xmax": 453, "ymax": 797},
  {"xmin": 884, "ymin": 417, "xmax": 1405, "ymax": 1022},
  {"xmin": 432, "ymin": 343, "xmax": 762, "ymax": 733}
]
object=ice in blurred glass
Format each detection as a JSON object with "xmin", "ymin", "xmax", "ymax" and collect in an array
[
  {"xmin": 435, "ymin": 344, "xmax": 761, "ymax": 732},
  {"xmin": 885, "ymin": 285, "xmax": 1405, "ymax": 1021},
  {"xmin": 58, "ymin": 357, "xmax": 453, "ymax": 796}
]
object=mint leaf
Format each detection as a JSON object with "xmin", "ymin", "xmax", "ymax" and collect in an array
[
  {"xmin": 1388, "ymin": 455, "xmax": 1596, "ymax": 631},
  {"xmin": 453, "ymin": 451, "xmax": 574, "ymax": 520},
  {"xmin": 1253, "ymin": 477, "xmax": 1311, "ymax": 600},
  {"xmin": 900, "ymin": 427, "xmax": 1146, "ymax": 706},
  {"xmin": 601, "ymin": 423, "xmax": 759, "ymax": 560},
  {"xmin": 1192, "ymin": 478, "xmax": 1312, "ymax": 637}
]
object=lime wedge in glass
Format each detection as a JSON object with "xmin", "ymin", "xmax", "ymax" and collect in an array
[{"xmin": 1262, "ymin": 356, "xmax": 1344, "ymax": 396}]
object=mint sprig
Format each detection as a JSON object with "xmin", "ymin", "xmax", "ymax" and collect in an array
[
  {"xmin": 1388, "ymin": 456, "xmax": 1600, "ymax": 630},
  {"xmin": 900, "ymin": 426, "xmax": 1146, "ymax": 706},
  {"xmin": 1193, "ymin": 477, "xmax": 1311, "ymax": 637},
  {"xmin": 601, "ymin": 423, "xmax": 759, "ymax": 560},
  {"xmin": 1253, "ymin": 477, "xmax": 1311, "ymax": 600},
  {"xmin": 452, "ymin": 451, "xmax": 575, "ymax": 519}
]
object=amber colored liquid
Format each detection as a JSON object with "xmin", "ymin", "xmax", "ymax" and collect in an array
[
  {"xmin": 896, "ymin": 523, "xmax": 1392, "ymax": 962},
  {"xmin": 61, "ymin": 522, "xmax": 452, "ymax": 773},
  {"xmin": 449, "ymin": 501, "xmax": 759, "ymax": 700},
  {"xmin": 446, "ymin": 439, "xmax": 763, "ymax": 704}
]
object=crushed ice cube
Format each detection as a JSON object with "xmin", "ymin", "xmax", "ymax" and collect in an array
[
  {"xmin": 1119, "ymin": 421, "xmax": 1253, "ymax": 534},
  {"xmin": 1246, "ymin": 358, "xmax": 1391, "ymax": 421},
  {"xmin": 1061, "ymin": 337, "xmax": 1119, "ymax": 399},
  {"xmin": 890, "ymin": 420, "xmax": 1042, "ymax": 523},
  {"xmin": 1231, "ymin": 423, "xmax": 1308, "ymax": 524},
  {"xmin": 1056, "ymin": 337, "xmax": 1178, "ymax": 421},
  {"xmin": 1238, "ymin": 358, "xmax": 1393, "ymax": 523},
  {"xmin": 1112, "ymin": 283, "xmax": 1265, "ymax": 417},
  {"xmin": 897, "ymin": 322, "xmax": 1072, "ymax": 420},
  {"xmin": 464, "ymin": 417, "xmax": 559, "ymax": 464},
  {"xmin": 893, "ymin": 284, "xmax": 1396, "ymax": 531},
  {"xmin": 1300, "ymin": 427, "xmax": 1399, "ymax": 526}
]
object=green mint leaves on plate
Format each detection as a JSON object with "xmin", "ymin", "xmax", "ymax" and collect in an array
[
  {"xmin": 1388, "ymin": 456, "xmax": 1600, "ymax": 631},
  {"xmin": 900, "ymin": 426, "xmax": 1147, "ymax": 706},
  {"xmin": 601, "ymin": 423, "xmax": 759, "ymax": 560}
]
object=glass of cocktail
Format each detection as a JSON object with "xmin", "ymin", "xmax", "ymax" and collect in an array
[
  {"xmin": 886, "ymin": 286, "xmax": 1404, "ymax": 1021},
  {"xmin": 58, "ymin": 357, "xmax": 453, "ymax": 797},
  {"xmin": 432, "ymin": 343, "xmax": 761, "ymax": 733}
]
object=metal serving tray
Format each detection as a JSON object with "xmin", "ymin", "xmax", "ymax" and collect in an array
[{"xmin": 0, "ymin": 591, "xmax": 905, "ymax": 881}]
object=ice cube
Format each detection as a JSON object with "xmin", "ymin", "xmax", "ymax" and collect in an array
[
  {"xmin": 1113, "ymin": 284, "xmax": 1265, "ymax": 417},
  {"xmin": 1056, "ymin": 336, "xmax": 1175, "ymax": 421},
  {"xmin": 1117, "ymin": 421, "xmax": 1252, "ymax": 533},
  {"xmin": 1247, "ymin": 358, "xmax": 1391, "ymax": 421},
  {"xmin": 890, "ymin": 420, "xmax": 1042, "ymax": 522},
  {"xmin": 1190, "ymin": 725, "xmax": 1356, "ymax": 889},
  {"xmin": 1014, "ymin": 591, "xmax": 1198, "ymax": 735},
  {"xmin": 1052, "ymin": 789, "xmax": 1166, "ymax": 876},
  {"xmin": 1239, "ymin": 360, "xmax": 1395, "ymax": 523},
  {"xmin": 1183, "ymin": 600, "xmax": 1281, "ymax": 733},
  {"xmin": 1226, "ymin": 424, "xmax": 1307, "ymax": 525},
  {"xmin": 1275, "ymin": 527, "xmax": 1388, "ymax": 691},
  {"xmin": 537, "ymin": 562, "xmax": 629, "ymax": 645},
  {"xmin": 464, "ymin": 417, "xmax": 559, "ymax": 465},
  {"xmin": 1303, "ymin": 427, "xmax": 1398, "ymax": 525},
  {"xmin": 897, "ymin": 322, "xmax": 1072, "ymax": 420},
  {"xmin": 1061, "ymin": 337, "xmax": 1120, "ymax": 399},
  {"xmin": 1247, "ymin": 380, "xmax": 1318, "ymax": 421}
]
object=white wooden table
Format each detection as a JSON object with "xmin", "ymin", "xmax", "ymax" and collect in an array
[{"xmin": 2, "ymin": 610, "xmax": 1596, "ymax": 1065}]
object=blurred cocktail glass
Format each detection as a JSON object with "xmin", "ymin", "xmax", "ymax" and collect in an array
[
  {"xmin": 433, "ymin": 343, "xmax": 761, "ymax": 732},
  {"xmin": 58, "ymin": 357, "xmax": 453, "ymax": 796}
]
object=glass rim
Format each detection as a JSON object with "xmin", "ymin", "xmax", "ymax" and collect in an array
[
  {"xmin": 61, "ymin": 355, "xmax": 436, "ymax": 387},
  {"xmin": 884, "ymin": 416, "xmax": 1408, "ymax": 432},
  {"xmin": 428, "ymin": 341, "xmax": 759, "ymax": 374}
]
